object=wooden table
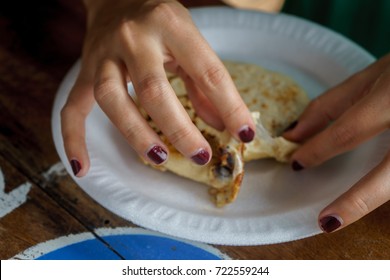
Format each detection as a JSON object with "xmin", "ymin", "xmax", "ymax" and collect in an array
[{"xmin": 1, "ymin": 0, "xmax": 389, "ymax": 260}]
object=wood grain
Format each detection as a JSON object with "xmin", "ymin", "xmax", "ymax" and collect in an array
[{"xmin": 0, "ymin": 0, "xmax": 389, "ymax": 260}]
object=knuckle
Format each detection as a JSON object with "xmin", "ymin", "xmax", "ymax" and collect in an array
[
  {"xmin": 116, "ymin": 21, "xmax": 133, "ymax": 42},
  {"xmin": 350, "ymin": 195, "xmax": 370, "ymax": 216},
  {"xmin": 151, "ymin": 2, "xmax": 175, "ymax": 17},
  {"xmin": 94, "ymin": 78, "xmax": 122, "ymax": 104},
  {"xmin": 350, "ymin": 68, "xmax": 368, "ymax": 83},
  {"xmin": 166, "ymin": 125, "xmax": 194, "ymax": 146},
  {"xmin": 197, "ymin": 65, "xmax": 226, "ymax": 90},
  {"xmin": 62, "ymin": 129, "xmax": 76, "ymax": 144},
  {"xmin": 307, "ymin": 97, "xmax": 322, "ymax": 112},
  {"xmin": 307, "ymin": 97, "xmax": 334, "ymax": 122},
  {"xmin": 330, "ymin": 124, "xmax": 357, "ymax": 149},
  {"xmin": 296, "ymin": 142, "xmax": 325, "ymax": 166},
  {"xmin": 150, "ymin": 2, "xmax": 184, "ymax": 28},
  {"xmin": 221, "ymin": 103, "xmax": 246, "ymax": 121},
  {"xmin": 116, "ymin": 20, "xmax": 139, "ymax": 52},
  {"xmin": 136, "ymin": 75, "xmax": 169, "ymax": 106},
  {"xmin": 122, "ymin": 122, "xmax": 145, "ymax": 143},
  {"xmin": 306, "ymin": 148, "xmax": 324, "ymax": 165},
  {"xmin": 60, "ymin": 104, "xmax": 73, "ymax": 119},
  {"xmin": 60, "ymin": 102, "xmax": 87, "ymax": 123},
  {"xmin": 60, "ymin": 107, "xmax": 78, "ymax": 142}
]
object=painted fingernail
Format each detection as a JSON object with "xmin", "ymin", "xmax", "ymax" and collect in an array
[
  {"xmin": 284, "ymin": 120, "xmax": 298, "ymax": 132},
  {"xmin": 319, "ymin": 215, "xmax": 343, "ymax": 233},
  {"xmin": 238, "ymin": 125, "xmax": 255, "ymax": 143},
  {"xmin": 292, "ymin": 160, "xmax": 304, "ymax": 171},
  {"xmin": 70, "ymin": 159, "xmax": 81, "ymax": 176},
  {"xmin": 191, "ymin": 149, "xmax": 210, "ymax": 165},
  {"xmin": 147, "ymin": 145, "xmax": 168, "ymax": 165}
]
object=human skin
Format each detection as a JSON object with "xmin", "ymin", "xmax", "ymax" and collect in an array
[
  {"xmin": 284, "ymin": 53, "xmax": 390, "ymax": 233},
  {"xmin": 61, "ymin": 0, "xmax": 255, "ymax": 177},
  {"xmin": 61, "ymin": 0, "xmax": 390, "ymax": 234}
]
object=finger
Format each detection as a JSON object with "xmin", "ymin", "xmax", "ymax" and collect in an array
[
  {"xmin": 165, "ymin": 62, "xmax": 224, "ymax": 130},
  {"xmin": 318, "ymin": 152, "xmax": 390, "ymax": 233},
  {"xmin": 166, "ymin": 24, "xmax": 255, "ymax": 143},
  {"xmin": 284, "ymin": 55, "xmax": 390, "ymax": 142},
  {"xmin": 178, "ymin": 68, "xmax": 225, "ymax": 131},
  {"xmin": 61, "ymin": 64, "xmax": 95, "ymax": 177},
  {"xmin": 291, "ymin": 69, "xmax": 390, "ymax": 169},
  {"xmin": 94, "ymin": 59, "xmax": 170, "ymax": 166},
  {"xmin": 124, "ymin": 48, "xmax": 212, "ymax": 165}
]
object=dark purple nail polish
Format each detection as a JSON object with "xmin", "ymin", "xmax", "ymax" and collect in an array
[
  {"xmin": 238, "ymin": 126, "xmax": 255, "ymax": 143},
  {"xmin": 292, "ymin": 160, "xmax": 304, "ymax": 171},
  {"xmin": 320, "ymin": 215, "xmax": 342, "ymax": 233},
  {"xmin": 147, "ymin": 145, "xmax": 168, "ymax": 165},
  {"xmin": 70, "ymin": 159, "xmax": 81, "ymax": 176},
  {"xmin": 191, "ymin": 149, "xmax": 210, "ymax": 165},
  {"xmin": 284, "ymin": 120, "xmax": 298, "ymax": 133}
]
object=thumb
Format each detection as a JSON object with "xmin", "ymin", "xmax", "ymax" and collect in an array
[{"xmin": 318, "ymin": 151, "xmax": 390, "ymax": 233}]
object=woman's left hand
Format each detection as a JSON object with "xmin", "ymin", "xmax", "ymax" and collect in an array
[{"xmin": 284, "ymin": 53, "xmax": 390, "ymax": 233}]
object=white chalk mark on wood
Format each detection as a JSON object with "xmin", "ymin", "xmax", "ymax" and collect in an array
[
  {"xmin": 0, "ymin": 168, "xmax": 32, "ymax": 218},
  {"xmin": 0, "ymin": 162, "xmax": 67, "ymax": 219},
  {"xmin": 42, "ymin": 161, "xmax": 67, "ymax": 180}
]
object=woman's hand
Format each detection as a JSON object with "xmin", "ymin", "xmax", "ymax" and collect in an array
[
  {"xmin": 61, "ymin": 0, "xmax": 255, "ymax": 177},
  {"xmin": 284, "ymin": 53, "xmax": 390, "ymax": 233}
]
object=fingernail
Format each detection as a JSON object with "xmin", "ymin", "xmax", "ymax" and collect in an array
[
  {"xmin": 238, "ymin": 125, "xmax": 255, "ymax": 143},
  {"xmin": 292, "ymin": 160, "xmax": 304, "ymax": 171},
  {"xmin": 147, "ymin": 145, "xmax": 168, "ymax": 165},
  {"xmin": 70, "ymin": 159, "xmax": 81, "ymax": 176},
  {"xmin": 191, "ymin": 149, "xmax": 210, "ymax": 165},
  {"xmin": 319, "ymin": 215, "xmax": 343, "ymax": 233},
  {"xmin": 284, "ymin": 120, "xmax": 298, "ymax": 132}
]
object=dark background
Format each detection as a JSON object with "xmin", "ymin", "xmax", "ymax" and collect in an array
[
  {"xmin": 282, "ymin": 0, "xmax": 390, "ymax": 58},
  {"xmin": 1, "ymin": 0, "xmax": 389, "ymax": 260},
  {"xmin": 0, "ymin": 0, "xmax": 388, "ymax": 69}
]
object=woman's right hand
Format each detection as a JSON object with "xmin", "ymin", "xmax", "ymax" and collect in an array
[{"xmin": 61, "ymin": 0, "xmax": 255, "ymax": 177}]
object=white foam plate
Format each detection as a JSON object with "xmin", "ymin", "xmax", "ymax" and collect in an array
[{"xmin": 52, "ymin": 7, "xmax": 381, "ymax": 245}]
